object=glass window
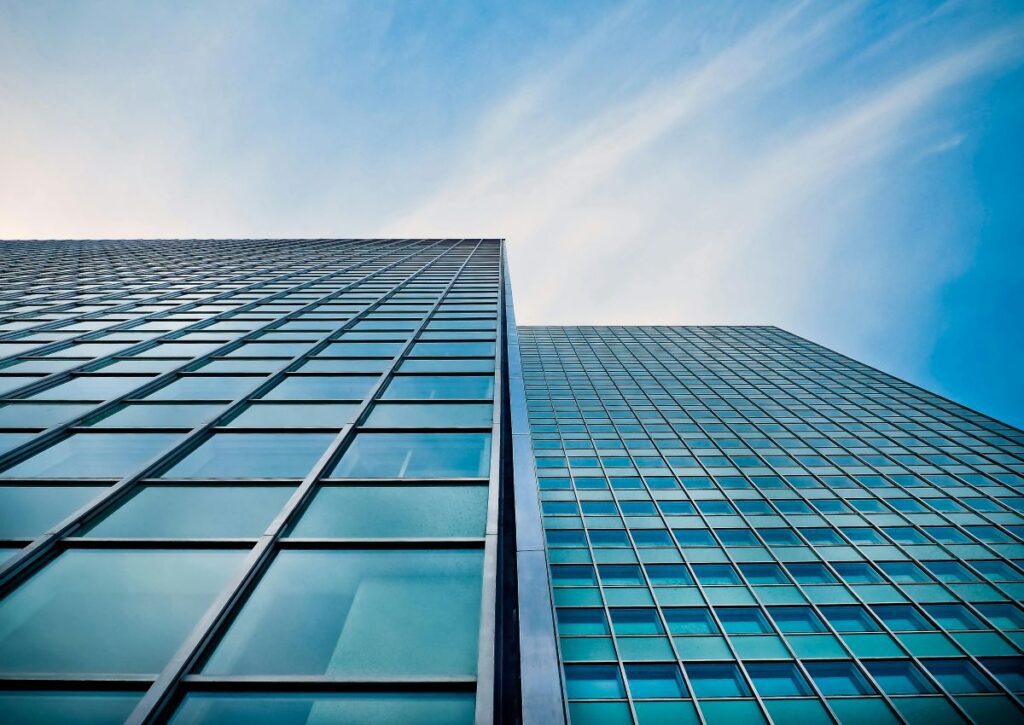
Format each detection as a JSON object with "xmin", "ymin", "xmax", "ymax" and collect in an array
[
  {"xmin": 203, "ymin": 549, "xmax": 481, "ymax": 677},
  {"xmin": 871, "ymin": 605, "xmax": 934, "ymax": 632},
  {"xmin": 0, "ymin": 433, "xmax": 34, "ymax": 454},
  {"xmin": 557, "ymin": 608, "xmax": 609, "ymax": 636},
  {"xmin": 864, "ymin": 661, "xmax": 936, "ymax": 695},
  {"xmin": 92, "ymin": 404, "xmax": 221, "ymax": 428},
  {"xmin": 610, "ymin": 608, "xmax": 663, "ymax": 635},
  {"xmin": 768, "ymin": 606, "xmax": 827, "ymax": 634},
  {"xmin": 1, "ymin": 433, "xmax": 183, "ymax": 478},
  {"xmin": 163, "ymin": 434, "xmax": 334, "ymax": 478},
  {"xmin": 717, "ymin": 607, "xmax": 773, "ymax": 634},
  {"xmin": 289, "ymin": 485, "xmax": 487, "ymax": 538},
  {"xmin": 30, "ymin": 376, "xmax": 153, "ymax": 401},
  {"xmin": 645, "ymin": 564, "xmax": 694, "ymax": 586},
  {"xmin": 0, "ymin": 403, "xmax": 91, "ymax": 429},
  {"xmin": 976, "ymin": 603, "xmax": 1024, "ymax": 630},
  {"xmin": 821, "ymin": 606, "xmax": 882, "ymax": 633},
  {"xmin": 169, "ymin": 692, "xmax": 474, "ymax": 725},
  {"xmin": 746, "ymin": 662, "xmax": 813, "ymax": 697},
  {"xmin": 924, "ymin": 659, "xmax": 998, "ymax": 694},
  {"xmin": 805, "ymin": 661, "xmax": 875, "ymax": 695},
  {"xmin": 564, "ymin": 664, "xmax": 626, "ymax": 700},
  {"xmin": 0, "ymin": 691, "xmax": 141, "ymax": 724},
  {"xmin": 0, "ymin": 549, "xmax": 243, "ymax": 673},
  {"xmin": 0, "ymin": 485, "xmax": 107, "ymax": 538},
  {"xmin": 398, "ymin": 359, "xmax": 495, "ymax": 373},
  {"xmin": 625, "ymin": 664, "xmax": 688, "ymax": 699},
  {"xmin": 693, "ymin": 564, "xmax": 741, "ymax": 585},
  {"xmin": 409, "ymin": 342, "xmax": 494, "ymax": 357},
  {"xmin": 785, "ymin": 563, "xmax": 837, "ymax": 585},
  {"xmin": 980, "ymin": 658, "xmax": 1024, "ymax": 692},
  {"xmin": 381, "ymin": 375, "xmax": 493, "ymax": 400},
  {"xmin": 833, "ymin": 562, "xmax": 883, "ymax": 584},
  {"xmin": 85, "ymin": 486, "xmax": 293, "ymax": 538},
  {"xmin": 147, "ymin": 377, "xmax": 261, "ymax": 401},
  {"xmin": 923, "ymin": 604, "xmax": 984, "ymax": 631},
  {"xmin": 261, "ymin": 376, "xmax": 377, "ymax": 400},
  {"xmin": 330, "ymin": 433, "xmax": 490, "ymax": 479},
  {"xmin": 364, "ymin": 403, "xmax": 492, "ymax": 428},
  {"xmin": 227, "ymin": 403, "xmax": 357, "ymax": 428},
  {"xmin": 740, "ymin": 563, "xmax": 789, "ymax": 585},
  {"xmin": 684, "ymin": 663, "xmax": 752, "ymax": 697},
  {"xmin": 664, "ymin": 608, "xmax": 719, "ymax": 635},
  {"xmin": 878, "ymin": 561, "xmax": 931, "ymax": 583}
]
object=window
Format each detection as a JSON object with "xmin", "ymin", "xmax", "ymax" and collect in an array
[
  {"xmin": 381, "ymin": 375, "xmax": 493, "ymax": 400},
  {"xmin": 227, "ymin": 403, "xmax": 357, "ymax": 428},
  {"xmin": 625, "ymin": 664, "xmax": 688, "ymax": 699},
  {"xmin": 30, "ymin": 376, "xmax": 153, "ymax": 401},
  {"xmin": 864, "ymin": 661, "xmax": 936, "ymax": 695},
  {"xmin": 870, "ymin": 605, "xmax": 934, "ymax": 632},
  {"xmin": 0, "ymin": 403, "xmax": 91, "ymax": 428},
  {"xmin": 833, "ymin": 562, "xmax": 883, "ymax": 584},
  {"xmin": 261, "ymin": 376, "xmax": 377, "ymax": 400},
  {"xmin": 785, "ymin": 563, "xmax": 837, "ymax": 585},
  {"xmin": 163, "ymin": 433, "xmax": 334, "ymax": 478},
  {"xmin": 684, "ymin": 663, "xmax": 752, "ymax": 697},
  {"xmin": 746, "ymin": 662, "xmax": 813, "ymax": 697},
  {"xmin": 557, "ymin": 608, "xmax": 609, "ymax": 636},
  {"xmin": 364, "ymin": 403, "xmax": 492, "ymax": 428},
  {"xmin": 923, "ymin": 659, "xmax": 997, "ymax": 694},
  {"xmin": 564, "ymin": 665, "xmax": 626, "ymax": 700},
  {"xmin": 409, "ymin": 342, "xmax": 494, "ymax": 357},
  {"xmin": 399, "ymin": 358, "xmax": 494, "ymax": 373},
  {"xmin": 1, "ymin": 433, "xmax": 183, "ymax": 478},
  {"xmin": 716, "ymin": 607, "xmax": 772, "ymax": 634},
  {"xmin": 0, "ymin": 485, "xmax": 107, "ymax": 538},
  {"xmin": 85, "ymin": 486, "xmax": 293, "ymax": 538},
  {"xmin": 821, "ymin": 605, "xmax": 882, "ymax": 632},
  {"xmin": 804, "ymin": 661, "xmax": 875, "ymax": 695},
  {"xmin": 147, "ymin": 377, "xmax": 261, "ymax": 401},
  {"xmin": 0, "ymin": 692, "xmax": 141, "ymax": 723},
  {"xmin": 923, "ymin": 604, "xmax": 984, "ymax": 631},
  {"xmin": 693, "ymin": 564, "xmax": 741, "ymax": 585},
  {"xmin": 980, "ymin": 658, "xmax": 1024, "ymax": 692},
  {"xmin": 768, "ymin": 606, "xmax": 827, "ymax": 633},
  {"xmin": 878, "ymin": 561, "xmax": 931, "ymax": 583},
  {"xmin": 739, "ymin": 564, "xmax": 788, "ymax": 585},
  {"xmin": 93, "ymin": 404, "xmax": 221, "ymax": 428},
  {"xmin": 203, "ymin": 549, "xmax": 482, "ymax": 677},
  {"xmin": 0, "ymin": 549, "xmax": 243, "ymax": 673},
  {"xmin": 645, "ymin": 564, "xmax": 694, "ymax": 586},
  {"xmin": 976, "ymin": 603, "xmax": 1024, "ymax": 629},
  {"xmin": 289, "ymin": 485, "xmax": 487, "ymax": 538},
  {"xmin": 664, "ymin": 608, "xmax": 718, "ymax": 635},
  {"xmin": 330, "ymin": 433, "xmax": 490, "ymax": 478}
]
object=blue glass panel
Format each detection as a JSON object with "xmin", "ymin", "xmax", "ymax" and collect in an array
[
  {"xmin": 564, "ymin": 664, "xmax": 626, "ymax": 699},
  {"xmin": 0, "ymin": 692, "xmax": 140, "ymax": 725},
  {"xmin": 364, "ymin": 403, "xmax": 492, "ymax": 428},
  {"xmin": 382, "ymin": 375, "xmax": 493, "ymax": 400},
  {"xmin": 30, "ymin": 377, "xmax": 153, "ymax": 401},
  {"xmin": 92, "ymin": 404, "xmax": 221, "ymax": 428},
  {"xmin": 0, "ymin": 485, "xmax": 107, "ymax": 537},
  {"xmin": 0, "ymin": 403, "xmax": 91, "ymax": 428},
  {"xmin": 746, "ymin": 662, "xmax": 814, "ymax": 697},
  {"xmin": 924, "ymin": 659, "xmax": 998, "ymax": 694},
  {"xmin": 664, "ymin": 608, "xmax": 718, "ymax": 634},
  {"xmin": 147, "ymin": 377, "xmax": 262, "ymax": 401},
  {"xmin": 864, "ymin": 661, "xmax": 937, "ymax": 695},
  {"xmin": 684, "ymin": 663, "xmax": 751, "ymax": 697},
  {"xmin": 163, "ymin": 434, "xmax": 334, "ymax": 478},
  {"xmin": 626, "ymin": 664, "xmax": 688, "ymax": 699},
  {"xmin": 0, "ymin": 433, "xmax": 183, "ymax": 478},
  {"xmin": 261, "ymin": 376, "xmax": 377, "ymax": 400},
  {"xmin": 805, "ymin": 661, "xmax": 875, "ymax": 695},
  {"xmin": 227, "ymin": 403, "xmax": 357, "ymax": 428},
  {"xmin": 330, "ymin": 433, "xmax": 491, "ymax": 478}
]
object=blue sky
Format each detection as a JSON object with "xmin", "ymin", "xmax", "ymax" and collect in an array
[{"xmin": 1, "ymin": 0, "xmax": 1022, "ymax": 426}]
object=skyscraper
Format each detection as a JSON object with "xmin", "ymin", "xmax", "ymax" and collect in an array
[{"xmin": 0, "ymin": 240, "xmax": 1020, "ymax": 724}]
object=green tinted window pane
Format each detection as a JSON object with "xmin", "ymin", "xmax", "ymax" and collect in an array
[
  {"xmin": 558, "ymin": 608, "xmax": 610, "ymax": 636},
  {"xmin": 0, "ymin": 433, "xmax": 183, "ymax": 478},
  {"xmin": 169, "ymin": 692, "xmax": 474, "ymax": 725},
  {"xmin": 147, "ymin": 377, "xmax": 261, "ymax": 401},
  {"xmin": 364, "ymin": 403, "xmax": 492, "ymax": 428},
  {"xmin": 0, "ymin": 404, "xmax": 91, "ymax": 428},
  {"xmin": 0, "ymin": 377, "xmax": 43, "ymax": 396},
  {"xmin": 0, "ymin": 485, "xmax": 107, "ymax": 538},
  {"xmin": 684, "ymin": 663, "xmax": 752, "ymax": 697},
  {"xmin": 664, "ymin": 608, "xmax": 718, "ymax": 634},
  {"xmin": 261, "ymin": 376, "xmax": 377, "ymax": 400},
  {"xmin": 92, "ymin": 404, "xmax": 221, "ymax": 428},
  {"xmin": 746, "ymin": 662, "xmax": 813, "ymax": 696},
  {"xmin": 85, "ymin": 486, "xmax": 293, "ymax": 538},
  {"xmin": 805, "ymin": 661, "xmax": 875, "ymax": 695},
  {"xmin": 864, "ymin": 661, "xmax": 936, "ymax": 694},
  {"xmin": 30, "ymin": 377, "xmax": 153, "ymax": 401},
  {"xmin": 625, "ymin": 663, "xmax": 688, "ymax": 698},
  {"xmin": 203, "ymin": 549, "xmax": 482, "ymax": 676},
  {"xmin": 564, "ymin": 664, "xmax": 626, "ymax": 699},
  {"xmin": 399, "ymin": 359, "xmax": 494, "ymax": 373},
  {"xmin": 980, "ymin": 658, "xmax": 1024, "ymax": 692},
  {"xmin": 290, "ymin": 485, "xmax": 486, "ymax": 538},
  {"xmin": 331, "ymin": 433, "xmax": 491, "ymax": 478},
  {"xmin": 923, "ymin": 659, "xmax": 998, "ymax": 694},
  {"xmin": 382, "ymin": 375, "xmax": 493, "ymax": 400},
  {"xmin": 0, "ymin": 433, "xmax": 34, "ymax": 454},
  {"xmin": 0, "ymin": 692, "xmax": 140, "ymax": 725},
  {"xmin": 0, "ymin": 549, "xmax": 243, "ymax": 673},
  {"xmin": 228, "ymin": 403, "xmax": 357, "ymax": 428},
  {"xmin": 299, "ymin": 359, "xmax": 391, "ymax": 373},
  {"xmin": 163, "ymin": 434, "xmax": 334, "ymax": 478}
]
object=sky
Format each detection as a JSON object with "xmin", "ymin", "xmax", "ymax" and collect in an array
[{"xmin": 1, "ymin": 0, "xmax": 1022, "ymax": 426}]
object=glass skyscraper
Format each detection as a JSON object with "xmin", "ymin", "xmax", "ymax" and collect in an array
[{"xmin": 0, "ymin": 239, "xmax": 1021, "ymax": 724}]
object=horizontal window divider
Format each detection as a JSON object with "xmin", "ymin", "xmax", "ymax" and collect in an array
[
  {"xmin": 178, "ymin": 675, "xmax": 477, "ymax": 692},
  {"xmin": 60, "ymin": 538, "xmax": 259, "ymax": 550},
  {"xmin": 0, "ymin": 675, "xmax": 156, "ymax": 689}
]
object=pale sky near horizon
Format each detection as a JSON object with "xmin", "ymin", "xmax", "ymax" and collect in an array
[{"xmin": 1, "ymin": 0, "xmax": 1022, "ymax": 426}]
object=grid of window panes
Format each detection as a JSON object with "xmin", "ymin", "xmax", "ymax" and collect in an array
[
  {"xmin": 520, "ymin": 326, "xmax": 1024, "ymax": 725},
  {"xmin": 0, "ymin": 238, "xmax": 502, "ymax": 724}
]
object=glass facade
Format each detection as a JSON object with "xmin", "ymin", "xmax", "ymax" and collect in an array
[
  {"xmin": 519, "ymin": 326, "xmax": 1024, "ymax": 724},
  {"xmin": 0, "ymin": 239, "xmax": 501, "ymax": 723},
  {"xmin": 0, "ymin": 240, "xmax": 1021, "ymax": 724}
]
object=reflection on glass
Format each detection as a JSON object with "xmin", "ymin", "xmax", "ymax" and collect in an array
[
  {"xmin": 330, "ymin": 433, "xmax": 490, "ymax": 478},
  {"xmin": 0, "ymin": 485, "xmax": 107, "ymax": 538}
]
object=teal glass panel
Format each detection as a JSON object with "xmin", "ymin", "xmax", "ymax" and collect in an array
[
  {"xmin": 923, "ymin": 659, "xmax": 998, "ymax": 693},
  {"xmin": 0, "ymin": 433, "xmax": 183, "ymax": 478},
  {"xmin": 261, "ymin": 376, "xmax": 377, "ymax": 400},
  {"xmin": 0, "ymin": 485, "xmax": 106, "ymax": 537},
  {"xmin": 364, "ymin": 403, "xmax": 492, "ymax": 428},
  {"xmin": 409, "ymin": 342, "xmax": 494, "ymax": 357},
  {"xmin": 319, "ymin": 342, "xmax": 403, "ymax": 357},
  {"xmin": 0, "ymin": 403, "xmax": 91, "ymax": 428},
  {"xmin": 564, "ymin": 664, "xmax": 626, "ymax": 699},
  {"xmin": 625, "ymin": 663, "xmax": 688, "ymax": 698},
  {"xmin": 664, "ymin": 608, "xmax": 718, "ymax": 634},
  {"xmin": 610, "ymin": 608, "xmax": 663, "ymax": 635},
  {"xmin": 299, "ymin": 359, "xmax": 391, "ymax": 373},
  {"xmin": 30, "ymin": 376, "xmax": 153, "ymax": 401},
  {"xmin": 289, "ymin": 485, "xmax": 487, "ymax": 538},
  {"xmin": 716, "ymin": 607, "xmax": 772, "ymax": 634},
  {"xmin": 0, "ymin": 692, "xmax": 140, "ymax": 725},
  {"xmin": 0, "ymin": 549, "xmax": 243, "ymax": 673},
  {"xmin": 227, "ymin": 403, "xmax": 357, "ymax": 428},
  {"xmin": 202, "ymin": 549, "xmax": 482, "ymax": 676},
  {"xmin": 399, "ymin": 358, "xmax": 495, "ymax": 373},
  {"xmin": 746, "ymin": 662, "xmax": 813, "ymax": 696},
  {"xmin": 805, "ymin": 661, "xmax": 875, "ymax": 695},
  {"xmin": 92, "ymin": 404, "xmax": 221, "ymax": 428},
  {"xmin": 980, "ymin": 657, "xmax": 1024, "ymax": 692},
  {"xmin": 330, "ymin": 433, "xmax": 490, "ymax": 478},
  {"xmin": 557, "ymin": 608, "xmax": 610, "ymax": 636},
  {"xmin": 146, "ymin": 377, "xmax": 261, "ymax": 401},
  {"xmin": 169, "ymin": 692, "xmax": 474, "ymax": 725},
  {"xmin": 863, "ymin": 660, "xmax": 936, "ymax": 694},
  {"xmin": 684, "ymin": 663, "xmax": 752, "ymax": 697},
  {"xmin": 0, "ymin": 433, "xmax": 34, "ymax": 454},
  {"xmin": 163, "ymin": 433, "xmax": 334, "ymax": 478},
  {"xmin": 85, "ymin": 486, "xmax": 293, "ymax": 538},
  {"xmin": 768, "ymin": 606, "xmax": 827, "ymax": 633},
  {"xmin": 382, "ymin": 375, "xmax": 493, "ymax": 400}
]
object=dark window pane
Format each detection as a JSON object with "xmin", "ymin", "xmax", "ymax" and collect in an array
[
  {"xmin": 746, "ymin": 662, "xmax": 813, "ymax": 697},
  {"xmin": 330, "ymin": 433, "xmax": 490, "ymax": 478},
  {"xmin": 864, "ymin": 661, "xmax": 936, "ymax": 695},
  {"xmin": 684, "ymin": 663, "xmax": 751, "ymax": 697},
  {"xmin": 626, "ymin": 664, "xmax": 688, "ymax": 699},
  {"xmin": 0, "ymin": 691, "xmax": 140, "ymax": 725}
]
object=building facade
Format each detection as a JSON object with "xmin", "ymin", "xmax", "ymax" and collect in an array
[{"xmin": 0, "ymin": 239, "xmax": 1021, "ymax": 724}]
